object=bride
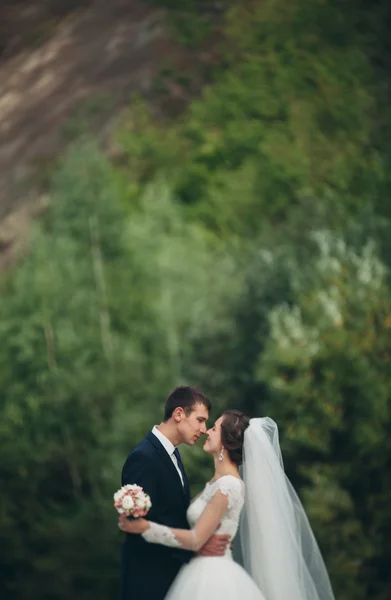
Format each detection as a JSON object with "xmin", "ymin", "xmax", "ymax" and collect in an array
[{"xmin": 119, "ymin": 410, "xmax": 335, "ymax": 600}]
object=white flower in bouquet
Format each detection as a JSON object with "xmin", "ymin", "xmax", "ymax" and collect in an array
[
  {"xmin": 122, "ymin": 495, "xmax": 135, "ymax": 510},
  {"xmin": 114, "ymin": 490, "xmax": 123, "ymax": 503},
  {"xmin": 135, "ymin": 494, "xmax": 146, "ymax": 508}
]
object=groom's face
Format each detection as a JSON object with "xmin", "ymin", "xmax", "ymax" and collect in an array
[{"xmin": 178, "ymin": 403, "xmax": 209, "ymax": 446}]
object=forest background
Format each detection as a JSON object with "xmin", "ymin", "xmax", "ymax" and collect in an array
[{"xmin": 1, "ymin": 1, "xmax": 391, "ymax": 599}]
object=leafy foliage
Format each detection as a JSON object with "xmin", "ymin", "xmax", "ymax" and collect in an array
[{"xmin": 1, "ymin": 0, "xmax": 391, "ymax": 599}]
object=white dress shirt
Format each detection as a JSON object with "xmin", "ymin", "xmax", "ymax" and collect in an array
[{"xmin": 152, "ymin": 425, "xmax": 184, "ymax": 487}]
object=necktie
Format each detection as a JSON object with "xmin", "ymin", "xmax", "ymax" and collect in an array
[{"xmin": 173, "ymin": 448, "xmax": 186, "ymax": 487}]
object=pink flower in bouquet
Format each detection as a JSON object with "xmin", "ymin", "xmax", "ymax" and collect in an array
[{"xmin": 114, "ymin": 484, "xmax": 152, "ymax": 518}]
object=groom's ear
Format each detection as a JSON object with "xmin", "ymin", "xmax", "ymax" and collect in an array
[{"xmin": 172, "ymin": 406, "xmax": 184, "ymax": 422}]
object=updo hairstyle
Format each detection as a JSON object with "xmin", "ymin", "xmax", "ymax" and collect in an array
[{"xmin": 220, "ymin": 409, "xmax": 250, "ymax": 466}]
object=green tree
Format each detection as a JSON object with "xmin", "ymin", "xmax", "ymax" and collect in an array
[{"xmin": 257, "ymin": 230, "xmax": 391, "ymax": 600}]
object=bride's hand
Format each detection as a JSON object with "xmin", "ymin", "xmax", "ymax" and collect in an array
[{"xmin": 118, "ymin": 515, "xmax": 149, "ymax": 534}]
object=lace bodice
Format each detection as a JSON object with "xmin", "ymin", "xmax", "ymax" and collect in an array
[{"xmin": 187, "ymin": 475, "xmax": 244, "ymax": 558}]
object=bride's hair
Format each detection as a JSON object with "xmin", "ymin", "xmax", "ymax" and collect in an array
[{"xmin": 221, "ymin": 409, "xmax": 250, "ymax": 466}]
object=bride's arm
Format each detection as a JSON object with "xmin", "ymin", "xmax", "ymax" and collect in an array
[{"xmin": 118, "ymin": 491, "xmax": 229, "ymax": 552}]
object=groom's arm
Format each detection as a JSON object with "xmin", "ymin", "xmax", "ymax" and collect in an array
[{"xmin": 197, "ymin": 534, "xmax": 231, "ymax": 556}]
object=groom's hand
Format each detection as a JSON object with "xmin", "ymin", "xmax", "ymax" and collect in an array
[{"xmin": 197, "ymin": 534, "xmax": 231, "ymax": 557}]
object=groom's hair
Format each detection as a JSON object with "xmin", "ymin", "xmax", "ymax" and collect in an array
[{"xmin": 164, "ymin": 386, "xmax": 211, "ymax": 421}]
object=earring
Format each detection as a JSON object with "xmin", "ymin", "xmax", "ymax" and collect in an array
[{"xmin": 218, "ymin": 447, "xmax": 225, "ymax": 462}]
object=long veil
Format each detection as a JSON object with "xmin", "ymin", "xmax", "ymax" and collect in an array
[{"xmin": 236, "ymin": 417, "xmax": 335, "ymax": 600}]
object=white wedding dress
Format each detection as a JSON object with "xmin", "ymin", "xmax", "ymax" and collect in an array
[
  {"xmin": 165, "ymin": 475, "xmax": 265, "ymax": 600},
  {"xmin": 142, "ymin": 419, "xmax": 335, "ymax": 600}
]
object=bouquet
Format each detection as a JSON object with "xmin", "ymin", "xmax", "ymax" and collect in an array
[{"xmin": 114, "ymin": 484, "xmax": 152, "ymax": 519}]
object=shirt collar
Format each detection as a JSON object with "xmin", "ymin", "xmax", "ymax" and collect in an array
[{"xmin": 152, "ymin": 425, "xmax": 176, "ymax": 456}]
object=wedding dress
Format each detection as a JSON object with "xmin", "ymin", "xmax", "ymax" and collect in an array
[
  {"xmin": 146, "ymin": 475, "xmax": 266, "ymax": 600},
  {"xmin": 142, "ymin": 418, "xmax": 335, "ymax": 600}
]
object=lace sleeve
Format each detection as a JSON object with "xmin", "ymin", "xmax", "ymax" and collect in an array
[
  {"xmin": 213, "ymin": 476, "xmax": 244, "ymax": 511},
  {"xmin": 142, "ymin": 522, "xmax": 181, "ymax": 547},
  {"xmin": 142, "ymin": 522, "xmax": 197, "ymax": 550}
]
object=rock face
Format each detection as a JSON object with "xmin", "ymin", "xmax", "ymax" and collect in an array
[{"xmin": 0, "ymin": 0, "xmax": 167, "ymax": 265}]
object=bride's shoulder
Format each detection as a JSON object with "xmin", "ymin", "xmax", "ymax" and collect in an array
[
  {"xmin": 210, "ymin": 475, "xmax": 244, "ymax": 494},
  {"xmin": 209, "ymin": 475, "xmax": 244, "ymax": 509},
  {"xmin": 219, "ymin": 474, "xmax": 243, "ymax": 485},
  {"xmin": 207, "ymin": 474, "xmax": 242, "ymax": 485}
]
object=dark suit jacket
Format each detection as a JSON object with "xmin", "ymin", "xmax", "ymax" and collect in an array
[{"xmin": 120, "ymin": 431, "xmax": 192, "ymax": 600}]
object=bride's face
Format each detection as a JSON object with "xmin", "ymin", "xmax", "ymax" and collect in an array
[{"xmin": 203, "ymin": 416, "xmax": 224, "ymax": 456}]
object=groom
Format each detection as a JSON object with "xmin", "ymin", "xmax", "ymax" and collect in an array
[{"xmin": 120, "ymin": 386, "xmax": 230, "ymax": 600}]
